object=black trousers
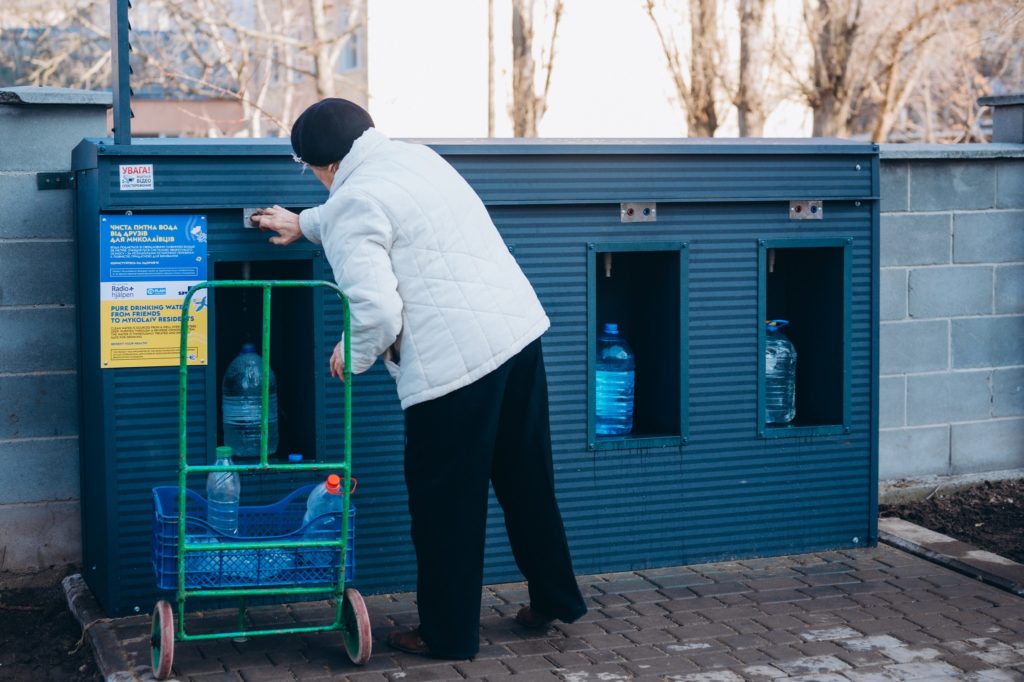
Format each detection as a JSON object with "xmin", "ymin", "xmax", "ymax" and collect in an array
[{"xmin": 403, "ymin": 338, "xmax": 587, "ymax": 658}]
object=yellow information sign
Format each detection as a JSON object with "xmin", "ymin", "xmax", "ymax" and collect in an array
[{"xmin": 99, "ymin": 215, "xmax": 208, "ymax": 368}]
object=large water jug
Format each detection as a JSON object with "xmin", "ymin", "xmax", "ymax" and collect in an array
[
  {"xmin": 765, "ymin": 320, "xmax": 797, "ymax": 424},
  {"xmin": 222, "ymin": 343, "xmax": 278, "ymax": 458},
  {"xmin": 595, "ymin": 323, "xmax": 636, "ymax": 436},
  {"xmin": 206, "ymin": 446, "xmax": 240, "ymax": 536},
  {"xmin": 302, "ymin": 474, "xmax": 345, "ymax": 568},
  {"xmin": 303, "ymin": 474, "xmax": 345, "ymax": 532}
]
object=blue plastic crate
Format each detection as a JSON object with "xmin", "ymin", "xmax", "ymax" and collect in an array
[{"xmin": 152, "ymin": 484, "xmax": 355, "ymax": 591}]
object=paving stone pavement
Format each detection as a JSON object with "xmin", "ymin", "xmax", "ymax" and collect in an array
[{"xmin": 112, "ymin": 545, "xmax": 1024, "ymax": 681}]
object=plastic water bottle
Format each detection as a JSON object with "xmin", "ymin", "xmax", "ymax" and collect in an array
[
  {"xmin": 250, "ymin": 453, "xmax": 306, "ymax": 580},
  {"xmin": 302, "ymin": 474, "xmax": 345, "ymax": 570},
  {"xmin": 765, "ymin": 320, "xmax": 797, "ymax": 424},
  {"xmin": 222, "ymin": 343, "xmax": 278, "ymax": 459},
  {"xmin": 595, "ymin": 323, "xmax": 636, "ymax": 436},
  {"xmin": 303, "ymin": 474, "xmax": 345, "ymax": 532},
  {"xmin": 206, "ymin": 446, "xmax": 240, "ymax": 536}
]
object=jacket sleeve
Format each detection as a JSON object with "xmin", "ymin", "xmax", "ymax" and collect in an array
[
  {"xmin": 299, "ymin": 205, "xmax": 323, "ymax": 244},
  {"xmin": 318, "ymin": 190, "xmax": 403, "ymax": 374}
]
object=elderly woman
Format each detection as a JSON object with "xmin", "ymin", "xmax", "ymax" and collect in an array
[{"xmin": 252, "ymin": 98, "xmax": 586, "ymax": 660}]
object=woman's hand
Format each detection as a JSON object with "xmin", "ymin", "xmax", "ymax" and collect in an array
[
  {"xmin": 251, "ymin": 205, "xmax": 302, "ymax": 245},
  {"xmin": 330, "ymin": 341, "xmax": 346, "ymax": 382}
]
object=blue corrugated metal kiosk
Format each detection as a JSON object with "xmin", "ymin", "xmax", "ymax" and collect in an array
[{"xmin": 73, "ymin": 137, "xmax": 879, "ymax": 616}]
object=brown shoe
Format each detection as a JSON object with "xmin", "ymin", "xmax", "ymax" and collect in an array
[
  {"xmin": 515, "ymin": 605, "xmax": 554, "ymax": 630},
  {"xmin": 387, "ymin": 628, "xmax": 431, "ymax": 656}
]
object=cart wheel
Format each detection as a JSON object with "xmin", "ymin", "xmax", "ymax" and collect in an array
[
  {"xmin": 341, "ymin": 588, "xmax": 372, "ymax": 665},
  {"xmin": 151, "ymin": 600, "xmax": 175, "ymax": 680}
]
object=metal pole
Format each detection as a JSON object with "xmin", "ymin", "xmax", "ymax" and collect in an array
[
  {"xmin": 487, "ymin": 0, "xmax": 494, "ymax": 137},
  {"xmin": 110, "ymin": 0, "xmax": 132, "ymax": 144}
]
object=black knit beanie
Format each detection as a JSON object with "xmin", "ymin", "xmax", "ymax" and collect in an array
[{"xmin": 290, "ymin": 98, "xmax": 374, "ymax": 167}]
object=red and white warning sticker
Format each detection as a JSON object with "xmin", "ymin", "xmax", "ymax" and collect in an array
[{"xmin": 119, "ymin": 163, "xmax": 154, "ymax": 191}]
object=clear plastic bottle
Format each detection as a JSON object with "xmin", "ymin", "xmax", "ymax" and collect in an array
[
  {"xmin": 765, "ymin": 320, "xmax": 797, "ymax": 424},
  {"xmin": 303, "ymin": 474, "xmax": 345, "ymax": 532},
  {"xmin": 302, "ymin": 474, "xmax": 345, "ymax": 570},
  {"xmin": 222, "ymin": 343, "xmax": 278, "ymax": 459},
  {"xmin": 206, "ymin": 446, "xmax": 240, "ymax": 536},
  {"xmin": 595, "ymin": 323, "xmax": 636, "ymax": 436}
]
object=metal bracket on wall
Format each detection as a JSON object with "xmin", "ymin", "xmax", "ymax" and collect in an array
[
  {"xmin": 789, "ymin": 200, "xmax": 823, "ymax": 220},
  {"xmin": 36, "ymin": 172, "xmax": 75, "ymax": 190},
  {"xmin": 242, "ymin": 208, "xmax": 261, "ymax": 228},
  {"xmin": 621, "ymin": 202, "xmax": 657, "ymax": 222}
]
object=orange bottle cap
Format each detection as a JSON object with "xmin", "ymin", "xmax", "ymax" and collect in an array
[{"xmin": 325, "ymin": 474, "xmax": 342, "ymax": 494}]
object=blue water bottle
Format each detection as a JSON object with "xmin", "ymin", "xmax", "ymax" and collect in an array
[
  {"xmin": 595, "ymin": 323, "xmax": 636, "ymax": 436},
  {"xmin": 765, "ymin": 320, "xmax": 797, "ymax": 424}
]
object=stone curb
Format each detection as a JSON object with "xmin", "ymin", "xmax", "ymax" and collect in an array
[
  {"xmin": 62, "ymin": 573, "xmax": 142, "ymax": 682},
  {"xmin": 879, "ymin": 517, "xmax": 1024, "ymax": 598},
  {"xmin": 879, "ymin": 469, "xmax": 1024, "ymax": 505}
]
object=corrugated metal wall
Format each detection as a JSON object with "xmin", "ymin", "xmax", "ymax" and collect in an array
[{"xmin": 75, "ymin": 139, "xmax": 878, "ymax": 615}]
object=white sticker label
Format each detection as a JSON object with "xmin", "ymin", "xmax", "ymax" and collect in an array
[{"xmin": 119, "ymin": 164, "xmax": 154, "ymax": 191}]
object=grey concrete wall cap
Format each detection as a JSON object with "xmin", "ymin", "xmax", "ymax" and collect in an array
[
  {"xmin": 880, "ymin": 143, "xmax": 1024, "ymax": 160},
  {"xmin": 0, "ymin": 86, "xmax": 112, "ymax": 107},
  {"xmin": 979, "ymin": 94, "xmax": 1024, "ymax": 106}
]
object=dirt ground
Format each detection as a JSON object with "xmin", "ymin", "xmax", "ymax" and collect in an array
[
  {"xmin": 880, "ymin": 478, "xmax": 1024, "ymax": 564},
  {"xmin": 0, "ymin": 581, "xmax": 101, "ymax": 681}
]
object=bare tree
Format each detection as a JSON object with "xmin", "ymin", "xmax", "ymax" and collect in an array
[
  {"xmin": 829, "ymin": 0, "xmax": 957, "ymax": 141},
  {"xmin": 488, "ymin": 0, "xmax": 495, "ymax": 136},
  {"xmin": 144, "ymin": 0, "xmax": 364, "ymax": 136},
  {"xmin": 892, "ymin": 0, "xmax": 1024, "ymax": 142},
  {"xmin": 867, "ymin": 5, "xmax": 945, "ymax": 143},
  {"xmin": 799, "ymin": 0, "xmax": 864, "ymax": 137},
  {"xmin": 736, "ymin": 0, "xmax": 768, "ymax": 136},
  {"xmin": 791, "ymin": 0, "xmax": 1019, "ymax": 142},
  {"xmin": 645, "ymin": 0, "xmax": 722, "ymax": 137},
  {"xmin": 0, "ymin": 0, "xmax": 364, "ymax": 137},
  {"xmin": 511, "ymin": 0, "xmax": 565, "ymax": 137},
  {"xmin": 5, "ymin": 0, "xmax": 1021, "ymax": 142},
  {"xmin": 142, "ymin": 0, "xmax": 283, "ymax": 135},
  {"xmin": 0, "ymin": 0, "xmax": 110, "ymax": 90}
]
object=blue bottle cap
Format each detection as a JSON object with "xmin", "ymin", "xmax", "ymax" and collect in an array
[
  {"xmin": 603, "ymin": 323, "xmax": 619, "ymax": 334},
  {"xmin": 288, "ymin": 453, "xmax": 303, "ymax": 462},
  {"xmin": 240, "ymin": 343, "xmax": 256, "ymax": 353},
  {"xmin": 765, "ymin": 319, "xmax": 789, "ymax": 332}
]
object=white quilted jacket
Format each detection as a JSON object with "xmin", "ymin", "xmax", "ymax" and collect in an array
[{"xmin": 299, "ymin": 129, "xmax": 550, "ymax": 409}]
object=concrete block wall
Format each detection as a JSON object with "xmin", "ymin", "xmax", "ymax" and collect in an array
[
  {"xmin": 0, "ymin": 88, "xmax": 110, "ymax": 578},
  {"xmin": 879, "ymin": 145, "xmax": 1024, "ymax": 479}
]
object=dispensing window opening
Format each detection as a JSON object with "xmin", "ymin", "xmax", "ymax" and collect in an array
[
  {"xmin": 758, "ymin": 238, "xmax": 852, "ymax": 438},
  {"xmin": 587, "ymin": 242, "xmax": 688, "ymax": 451},
  {"xmin": 212, "ymin": 259, "xmax": 320, "ymax": 462}
]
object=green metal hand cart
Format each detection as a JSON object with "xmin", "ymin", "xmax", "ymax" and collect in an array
[{"xmin": 149, "ymin": 280, "xmax": 371, "ymax": 679}]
